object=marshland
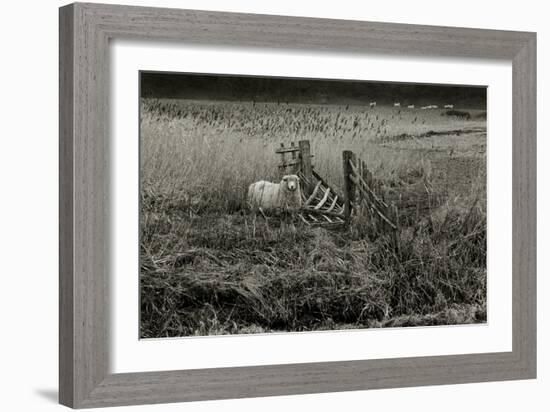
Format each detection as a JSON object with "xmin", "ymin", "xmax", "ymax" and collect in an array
[{"xmin": 140, "ymin": 96, "xmax": 487, "ymax": 338}]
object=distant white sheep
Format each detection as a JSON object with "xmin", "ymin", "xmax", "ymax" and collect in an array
[
  {"xmin": 429, "ymin": 105, "xmax": 439, "ymax": 109},
  {"xmin": 393, "ymin": 102, "xmax": 401, "ymax": 107},
  {"xmin": 247, "ymin": 174, "xmax": 302, "ymax": 212},
  {"xmin": 444, "ymin": 104, "xmax": 454, "ymax": 109},
  {"xmin": 407, "ymin": 104, "xmax": 415, "ymax": 109},
  {"xmin": 369, "ymin": 101, "xmax": 377, "ymax": 108}
]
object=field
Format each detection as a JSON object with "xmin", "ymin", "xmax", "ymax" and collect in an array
[{"xmin": 140, "ymin": 98, "xmax": 487, "ymax": 338}]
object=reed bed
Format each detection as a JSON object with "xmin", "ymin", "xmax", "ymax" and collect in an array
[{"xmin": 140, "ymin": 98, "xmax": 487, "ymax": 337}]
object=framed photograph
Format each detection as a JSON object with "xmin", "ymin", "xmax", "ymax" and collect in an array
[{"xmin": 59, "ymin": 2, "xmax": 536, "ymax": 408}]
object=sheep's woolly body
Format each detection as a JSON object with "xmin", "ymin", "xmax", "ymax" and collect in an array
[{"xmin": 247, "ymin": 175, "xmax": 302, "ymax": 211}]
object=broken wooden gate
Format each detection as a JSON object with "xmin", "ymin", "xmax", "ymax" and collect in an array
[
  {"xmin": 343, "ymin": 150, "xmax": 400, "ymax": 250},
  {"xmin": 274, "ymin": 140, "xmax": 400, "ymax": 242},
  {"xmin": 276, "ymin": 140, "xmax": 346, "ymax": 228}
]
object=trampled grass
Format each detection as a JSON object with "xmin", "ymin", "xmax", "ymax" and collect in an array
[{"xmin": 140, "ymin": 98, "xmax": 487, "ymax": 338}]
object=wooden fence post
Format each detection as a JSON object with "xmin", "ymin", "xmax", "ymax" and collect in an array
[
  {"xmin": 361, "ymin": 159, "xmax": 379, "ymax": 229},
  {"xmin": 299, "ymin": 140, "xmax": 313, "ymax": 195},
  {"xmin": 343, "ymin": 150, "xmax": 354, "ymax": 220},
  {"xmin": 278, "ymin": 143, "xmax": 285, "ymax": 179},
  {"xmin": 350, "ymin": 152, "xmax": 358, "ymax": 216},
  {"xmin": 391, "ymin": 201, "xmax": 401, "ymax": 256},
  {"xmin": 357, "ymin": 159, "xmax": 363, "ymax": 205}
]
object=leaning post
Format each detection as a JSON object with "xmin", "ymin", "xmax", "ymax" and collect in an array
[
  {"xmin": 391, "ymin": 201, "xmax": 401, "ymax": 257},
  {"xmin": 350, "ymin": 152, "xmax": 358, "ymax": 214},
  {"xmin": 278, "ymin": 142, "xmax": 285, "ymax": 179},
  {"xmin": 342, "ymin": 150, "xmax": 355, "ymax": 221},
  {"xmin": 299, "ymin": 140, "xmax": 313, "ymax": 196}
]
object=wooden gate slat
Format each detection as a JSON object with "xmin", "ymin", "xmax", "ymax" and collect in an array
[
  {"xmin": 350, "ymin": 174, "xmax": 388, "ymax": 211},
  {"xmin": 305, "ymin": 181, "xmax": 323, "ymax": 206},
  {"xmin": 349, "ymin": 159, "xmax": 388, "ymax": 208},
  {"xmin": 275, "ymin": 147, "xmax": 300, "ymax": 154},
  {"xmin": 314, "ymin": 188, "xmax": 331, "ymax": 210},
  {"xmin": 298, "ymin": 213, "xmax": 310, "ymax": 225},
  {"xmin": 322, "ymin": 214, "xmax": 333, "ymax": 223},
  {"xmin": 326, "ymin": 195, "xmax": 338, "ymax": 212},
  {"xmin": 312, "ymin": 169, "xmax": 344, "ymax": 201}
]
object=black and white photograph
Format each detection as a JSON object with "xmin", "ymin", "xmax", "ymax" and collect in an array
[
  {"xmin": 139, "ymin": 72, "xmax": 488, "ymax": 338},
  {"xmin": 1, "ymin": 0, "xmax": 545, "ymax": 409}
]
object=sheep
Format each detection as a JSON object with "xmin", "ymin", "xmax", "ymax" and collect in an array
[
  {"xmin": 369, "ymin": 101, "xmax": 377, "ymax": 108},
  {"xmin": 393, "ymin": 102, "xmax": 401, "ymax": 107},
  {"xmin": 247, "ymin": 174, "xmax": 302, "ymax": 212},
  {"xmin": 407, "ymin": 104, "xmax": 415, "ymax": 109},
  {"xmin": 444, "ymin": 104, "xmax": 454, "ymax": 109}
]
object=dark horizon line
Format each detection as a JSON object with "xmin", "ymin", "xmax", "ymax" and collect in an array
[
  {"xmin": 140, "ymin": 71, "xmax": 488, "ymax": 109},
  {"xmin": 140, "ymin": 70, "xmax": 489, "ymax": 90}
]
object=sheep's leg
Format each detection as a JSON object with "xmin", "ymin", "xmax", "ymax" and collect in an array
[{"xmin": 259, "ymin": 207, "xmax": 269, "ymax": 222}]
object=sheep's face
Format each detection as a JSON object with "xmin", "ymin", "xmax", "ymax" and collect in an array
[{"xmin": 282, "ymin": 175, "xmax": 300, "ymax": 192}]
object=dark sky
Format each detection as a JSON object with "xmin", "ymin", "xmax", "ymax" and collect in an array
[{"xmin": 141, "ymin": 72, "xmax": 487, "ymax": 109}]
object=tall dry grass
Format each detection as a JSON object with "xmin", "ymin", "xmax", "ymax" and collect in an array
[{"xmin": 140, "ymin": 98, "xmax": 487, "ymax": 337}]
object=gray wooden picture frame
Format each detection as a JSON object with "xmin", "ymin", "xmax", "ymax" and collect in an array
[{"xmin": 59, "ymin": 2, "xmax": 536, "ymax": 408}]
